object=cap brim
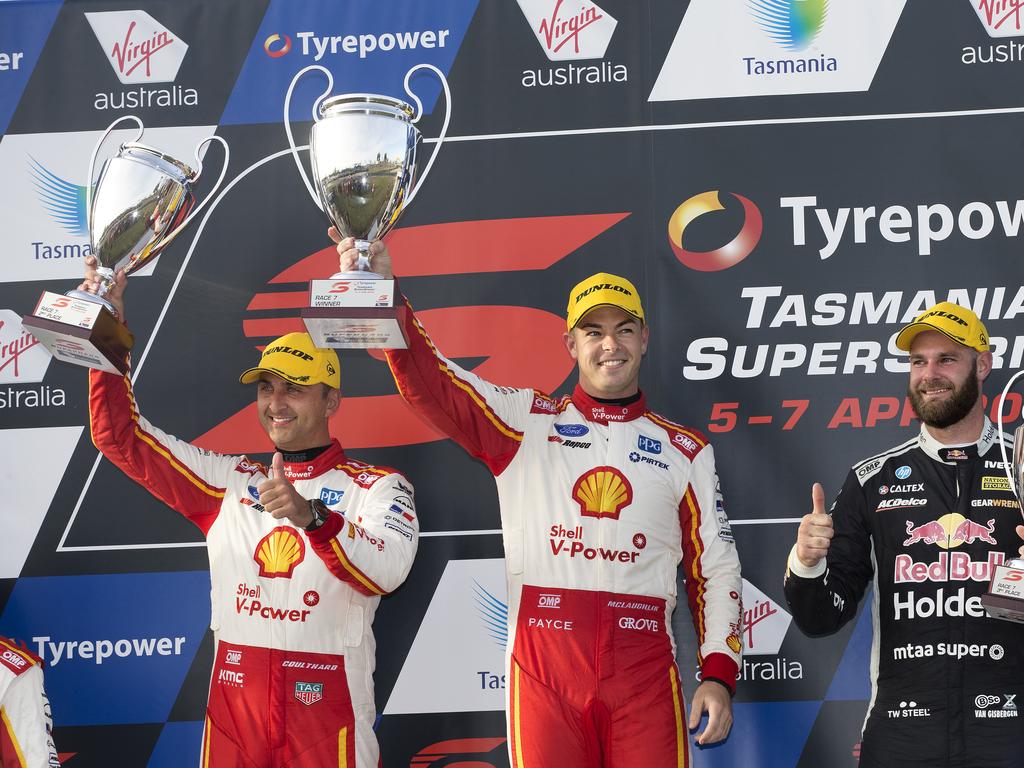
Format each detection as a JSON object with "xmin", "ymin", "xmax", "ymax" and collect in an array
[
  {"xmin": 570, "ymin": 303, "xmax": 644, "ymax": 330},
  {"xmin": 895, "ymin": 322, "xmax": 970, "ymax": 352},
  {"xmin": 239, "ymin": 366, "xmax": 307, "ymax": 385}
]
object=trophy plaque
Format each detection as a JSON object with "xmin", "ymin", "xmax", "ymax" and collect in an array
[
  {"xmin": 22, "ymin": 116, "xmax": 229, "ymax": 374},
  {"xmin": 284, "ymin": 63, "xmax": 450, "ymax": 349},
  {"xmin": 982, "ymin": 382, "xmax": 1024, "ymax": 623}
]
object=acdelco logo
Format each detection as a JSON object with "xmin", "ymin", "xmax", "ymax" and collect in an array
[
  {"xmin": 263, "ymin": 33, "xmax": 292, "ymax": 58},
  {"xmin": 253, "ymin": 527, "xmax": 306, "ymax": 578},
  {"xmin": 668, "ymin": 191, "xmax": 763, "ymax": 272},
  {"xmin": 572, "ymin": 466, "xmax": 633, "ymax": 520}
]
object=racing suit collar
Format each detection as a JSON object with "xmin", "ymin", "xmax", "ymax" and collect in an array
[
  {"xmin": 571, "ymin": 385, "xmax": 647, "ymax": 424},
  {"xmin": 917, "ymin": 418, "xmax": 998, "ymax": 463},
  {"xmin": 280, "ymin": 438, "xmax": 346, "ymax": 480}
]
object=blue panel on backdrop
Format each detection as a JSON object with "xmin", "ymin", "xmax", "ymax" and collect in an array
[
  {"xmin": 220, "ymin": 0, "xmax": 477, "ymax": 126},
  {"xmin": 693, "ymin": 701, "xmax": 821, "ymax": 767},
  {"xmin": 0, "ymin": 1, "xmax": 62, "ymax": 134},
  {"xmin": 147, "ymin": 721, "xmax": 204, "ymax": 768},
  {"xmin": 826, "ymin": 588, "xmax": 874, "ymax": 701},
  {"xmin": 0, "ymin": 572, "xmax": 211, "ymax": 726}
]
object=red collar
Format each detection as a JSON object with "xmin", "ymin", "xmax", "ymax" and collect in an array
[
  {"xmin": 281, "ymin": 439, "xmax": 346, "ymax": 480},
  {"xmin": 571, "ymin": 385, "xmax": 646, "ymax": 424}
]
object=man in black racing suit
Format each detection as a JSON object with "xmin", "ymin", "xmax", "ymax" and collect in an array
[{"xmin": 784, "ymin": 301, "xmax": 1024, "ymax": 768}]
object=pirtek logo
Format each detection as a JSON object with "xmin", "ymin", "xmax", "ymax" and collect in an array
[
  {"xmin": 576, "ymin": 283, "xmax": 632, "ymax": 302},
  {"xmin": 264, "ymin": 345, "xmax": 314, "ymax": 361}
]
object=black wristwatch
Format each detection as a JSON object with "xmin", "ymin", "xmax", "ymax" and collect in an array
[{"xmin": 305, "ymin": 499, "xmax": 330, "ymax": 532}]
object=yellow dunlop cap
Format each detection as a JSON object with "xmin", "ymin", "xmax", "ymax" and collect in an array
[
  {"xmin": 566, "ymin": 272, "xmax": 645, "ymax": 331},
  {"xmin": 895, "ymin": 302, "xmax": 989, "ymax": 353},
  {"xmin": 239, "ymin": 332, "xmax": 341, "ymax": 388}
]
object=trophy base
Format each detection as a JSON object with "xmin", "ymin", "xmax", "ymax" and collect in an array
[
  {"xmin": 22, "ymin": 291, "xmax": 134, "ymax": 374},
  {"xmin": 302, "ymin": 306, "xmax": 408, "ymax": 349},
  {"xmin": 981, "ymin": 561, "xmax": 1024, "ymax": 623}
]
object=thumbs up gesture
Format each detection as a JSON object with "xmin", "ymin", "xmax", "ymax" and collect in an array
[
  {"xmin": 257, "ymin": 452, "xmax": 314, "ymax": 527},
  {"xmin": 795, "ymin": 482, "xmax": 834, "ymax": 569}
]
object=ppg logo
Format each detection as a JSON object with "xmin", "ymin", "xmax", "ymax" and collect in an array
[
  {"xmin": 637, "ymin": 436, "xmax": 662, "ymax": 454},
  {"xmin": 320, "ymin": 488, "xmax": 345, "ymax": 506},
  {"xmin": 538, "ymin": 594, "xmax": 561, "ymax": 609}
]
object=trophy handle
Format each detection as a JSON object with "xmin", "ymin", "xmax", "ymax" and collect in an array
[
  {"xmin": 403, "ymin": 63, "xmax": 451, "ymax": 207},
  {"xmin": 284, "ymin": 64, "xmax": 334, "ymax": 211},
  {"xmin": 87, "ymin": 115, "xmax": 145, "ymax": 235},
  {"xmin": 996, "ymin": 367, "xmax": 1024, "ymax": 496},
  {"xmin": 145, "ymin": 134, "xmax": 231, "ymax": 255}
]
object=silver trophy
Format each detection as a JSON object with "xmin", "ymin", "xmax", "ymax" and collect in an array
[
  {"xmin": 982, "ymin": 370, "xmax": 1024, "ymax": 622},
  {"xmin": 24, "ymin": 116, "xmax": 229, "ymax": 373},
  {"xmin": 284, "ymin": 63, "xmax": 451, "ymax": 348}
]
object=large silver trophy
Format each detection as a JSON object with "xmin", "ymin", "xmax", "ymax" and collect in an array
[
  {"xmin": 981, "ymin": 370, "xmax": 1024, "ymax": 622},
  {"xmin": 284, "ymin": 63, "xmax": 450, "ymax": 349},
  {"xmin": 23, "ymin": 116, "xmax": 229, "ymax": 373}
]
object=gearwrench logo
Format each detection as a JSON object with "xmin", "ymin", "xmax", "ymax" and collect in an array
[{"xmin": 667, "ymin": 191, "xmax": 763, "ymax": 271}]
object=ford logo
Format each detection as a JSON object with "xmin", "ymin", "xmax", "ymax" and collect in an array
[{"xmin": 555, "ymin": 423, "xmax": 589, "ymax": 437}]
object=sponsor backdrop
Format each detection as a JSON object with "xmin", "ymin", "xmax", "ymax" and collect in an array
[{"xmin": 0, "ymin": 0, "xmax": 1022, "ymax": 765}]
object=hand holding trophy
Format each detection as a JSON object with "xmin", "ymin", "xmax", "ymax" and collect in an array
[
  {"xmin": 284, "ymin": 63, "xmax": 451, "ymax": 349},
  {"xmin": 22, "ymin": 115, "xmax": 229, "ymax": 373},
  {"xmin": 981, "ymin": 370, "xmax": 1024, "ymax": 622}
]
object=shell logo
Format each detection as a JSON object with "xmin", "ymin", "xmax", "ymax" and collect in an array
[
  {"xmin": 254, "ymin": 526, "xmax": 306, "ymax": 578},
  {"xmin": 572, "ymin": 467, "xmax": 633, "ymax": 520}
]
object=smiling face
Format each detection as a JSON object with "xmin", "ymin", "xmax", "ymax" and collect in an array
[
  {"xmin": 907, "ymin": 330, "xmax": 988, "ymax": 429},
  {"xmin": 564, "ymin": 305, "xmax": 649, "ymax": 399},
  {"xmin": 256, "ymin": 373, "xmax": 339, "ymax": 451}
]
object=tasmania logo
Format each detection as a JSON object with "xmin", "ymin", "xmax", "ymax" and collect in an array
[
  {"xmin": 572, "ymin": 467, "xmax": 633, "ymax": 519},
  {"xmin": 85, "ymin": 10, "xmax": 188, "ymax": 84},
  {"xmin": 254, "ymin": 527, "xmax": 306, "ymax": 578},
  {"xmin": 516, "ymin": 0, "xmax": 617, "ymax": 61}
]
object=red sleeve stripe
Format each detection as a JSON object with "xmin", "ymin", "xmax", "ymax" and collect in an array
[
  {"xmin": 328, "ymin": 533, "xmax": 386, "ymax": 596},
  {"xmin": 681, "ymin": 486, "xmax": 708, "ymax": 659},
  {"xmin": 336, "ymin": 462, "xmax": 388, "ymax": 480},
  {"xmin": 0, "ymin": 708, "xmax": 27, "ymax": 767},
  {"xmin": 645, "ymin": 412, "xmax": 708, "ymax": 450},
  {"xmin": 405, "ymin": 314, "xmax": 523, "ymax": 443},
  {"xmin": 116, "ymin": 372, "xmax": 224, "ymax": 500}
]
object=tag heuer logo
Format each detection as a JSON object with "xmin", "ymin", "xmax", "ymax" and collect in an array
[{"xmin": 294, "ymin": 681, "xmax": 323, "ymax": 706}]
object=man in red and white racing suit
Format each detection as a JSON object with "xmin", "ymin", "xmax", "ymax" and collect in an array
[
  {"xmin": 82, "ymin": 258, "xmax": 418, "ymax": 768},
  {"xmin": 0, "ymin": 637, "xmax": 58, "ymax": 768},
  {"xmin": 335, "ymin": 235, "xmax": 743, "ymax": 766}
]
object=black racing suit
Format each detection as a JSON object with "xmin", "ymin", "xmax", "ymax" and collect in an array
[{"xmin": 784, "ymin": 420, "xmax": 1023, "ymax": 768}]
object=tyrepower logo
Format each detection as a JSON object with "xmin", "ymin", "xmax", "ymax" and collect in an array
[
  {"xmin": 667, "ymin": 191, "xmax": 763, "ymax": 272},
  {"xmin": 262, "ymin": 28, "xmax": 451, "ymax": 61},
  {"xmin": 516, "ymin": 0, "xmax": 617, "ymax": 60},
  {"xmin": 969, "ymin": 0, "xmax": 1024, "ymax": 36},
  {"xmin": 85, "ymin": 11, "xmax": 187, "ymax": 84}
]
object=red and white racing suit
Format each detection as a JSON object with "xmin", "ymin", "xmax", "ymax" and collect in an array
[
  {"xmin": 89, "ymin": 369, "xmax": 418, "ymax": 768},
  {"xmin": 0, "ymin": 638, "xmax": 58, "ymax": 768},
  {"xmin": 386, "ymin": 301, "xmax": 742, "ymax": 767}
]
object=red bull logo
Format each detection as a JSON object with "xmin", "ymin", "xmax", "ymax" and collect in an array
[{"xmin": 903, "ymin": 513, "xmax": 998, "ymax": 549}]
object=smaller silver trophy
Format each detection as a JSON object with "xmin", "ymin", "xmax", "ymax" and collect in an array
[
  {"xmin": 23, "ymin": 115, "xmax": 229, "ymax": 373},
  {"xmin": 981, "ymin": 370, "xmax": 1024, "ymax": 622},
  {"xmin": 284, "ymin": 63, "xmax": 450, "ymax": 349}
]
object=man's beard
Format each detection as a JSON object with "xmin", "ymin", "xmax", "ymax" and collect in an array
[{"xmin": 908, "ymin": 366, "xmax": 979, "ymax": 429}]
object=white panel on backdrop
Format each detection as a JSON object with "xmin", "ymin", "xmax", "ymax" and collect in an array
[
  {"xmin": 384, "ymin": 558, "xmax": 508, "ymax": 714},
  {"xmin": 649, "ymin": 0, "xmax": 906, "ymax": 101},
  {"xmin": 0, "ymin": 426, "xmax": 83, "ymax": 578},
  {"xmin": 0, "ymin": 125, "xmax": 217, "ymax": 284}
]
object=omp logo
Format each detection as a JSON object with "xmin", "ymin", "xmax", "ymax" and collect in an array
[
  {"xmin": 253, "ymin": 527, "xmax": 306, "ymax": 578},
  {"xmin": 572, "ymin": 466, "xmax": 633, "ymax": 519},
  {"xmin": 263, "ymin": 33, "xmax": 292, "ymax": 58},
  {"xmin": 85, "ymin": 11, "xmax": 187, "ymax": 84},
  {"xmin": 516, "ymin": 0, "xmax": 617, "ymax": 61},
  {"xmin": 28, "ymin": 159, "xmax": 86, "ymax": 237},
  {"xmin": 0, "ymin": 312, "xmax": 51, "ymax": 384},
  {"xmin": 748, "ymin": 0, "xmax": 827, "ymax": 50},
  {"xmin": 225, "ymin": 650, "xmax": 242, "ymax": 665},
  {"xmin": 0, "ymin": 649, "xmax": 27, "ymax": 669},
  {"xmin": 970, "ymin": 0, "xmax": 1024, "ymax": 36},
  {"xmin": 667, "ymin": 191, "xmax": 763, "ymax": 272}
]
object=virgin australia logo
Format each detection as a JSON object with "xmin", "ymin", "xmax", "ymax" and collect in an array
[
  {"xmin": 516, "ymin": 0, "xmax": 617, "ymax": 61},
  {"xmin": 748, "ymin": 0, "xmax": 828, "ymax": 51},
  {"xmin": 85, "ymin": 10, "xmax": 188, "ymax": 84},
  {"xmin": 970, "ymin": 0, "xmax": 1024, "ymax": 37}
]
